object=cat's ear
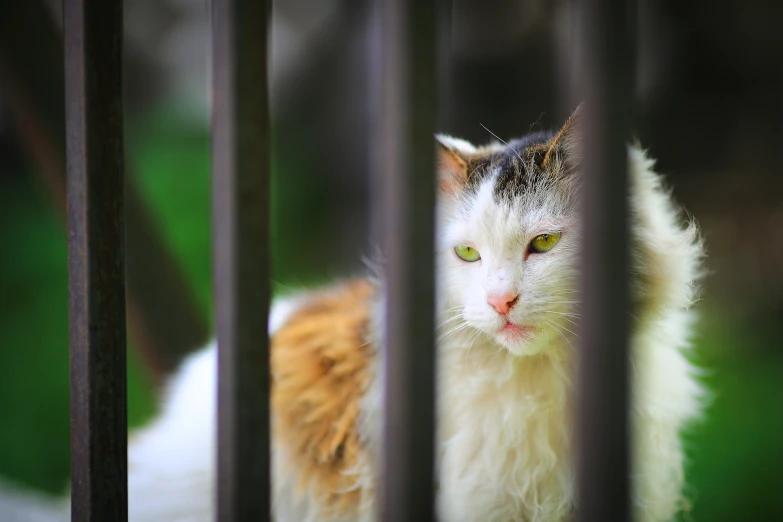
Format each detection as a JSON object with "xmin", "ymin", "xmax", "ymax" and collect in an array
[
  {"xmin": 541, "ymin": 103, "xmax": 582, "ymax": 175},
  {"xmin": 436, "ymin": 135, "xmax": 476, "ymax": 195}
]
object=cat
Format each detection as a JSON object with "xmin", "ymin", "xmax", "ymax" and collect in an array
[{"xmin": 0, "ymin": 106, "xmax": 705, "ymax": 522}]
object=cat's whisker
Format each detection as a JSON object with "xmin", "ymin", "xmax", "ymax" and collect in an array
[
  {"xmin": 436, "ymin": 309, "xmax": 466, "ymax": 320},
  {"xmin": 546, "ymin": 310, "xmax": 581, "ymax": 318},
  {"xmin": 455, "ymin": 328, "xmax": 484, "ymax": 363},
  {"xmin": 533, "ymin": 307, "xmax": 581, "ymax": 316},
  {"xmin": 528, "ymin": 308, "xmax": 581, "ymax": 320},
  {"xmin": 464, "ymin": 328, "xmax": 484, "ymax": 355},
  {"xmin": 550, "ymin": 320, "xmax": 580, "ymax": 340},
  {"xmin": 436, "ymin": 314, "xmax": 466, "ymax": 329},
  {"xmin": 438, "ymin": 328, "xmax": 469, "ymax": 343},
  {"xmin": 545, "ymin": 299, "xmax": 581, "ymax": 306},
  {"xmin": 437, "ymin": 322, "xmax": 471, "ymax": 342},
  {"xmin": 438, "ymin": 315, "xmax": 466, "ymax": 327},
  {"xmin": 555, "ymin": 317, "xmax": 580, "ymax": 328},
  {"xmin": 479, "ymin": 123, "xmax": 524, "ymax": 164},
  {"xmin": 545, "ymin": 312, "xmax": 580, "ymax": 328},
  {"xmin": 544, "ymin": 319, "xmax": 576, "ymax": 354}
]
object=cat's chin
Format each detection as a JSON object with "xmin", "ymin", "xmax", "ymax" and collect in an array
[{"xmin": 498, "ymin": 338, "xmax": 548, "ymax": 357}]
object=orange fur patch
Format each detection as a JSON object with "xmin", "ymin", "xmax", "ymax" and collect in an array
[
  {"xmin": 437, "ymin": 142, "xmax": 470, "ymax": 194},
  {"xmin": 271, "ymin": 280, "xmax": 375, "ymax": 516}
]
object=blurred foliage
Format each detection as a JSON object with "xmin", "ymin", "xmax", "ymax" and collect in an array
[{"xmin": 0, "ymin": 107, "xmax": 780, "ymax": 521}]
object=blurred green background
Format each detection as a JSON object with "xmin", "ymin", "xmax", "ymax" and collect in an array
[{"xmin": 1, "ymin": 0, "xmax": 782, "ymax": 521}]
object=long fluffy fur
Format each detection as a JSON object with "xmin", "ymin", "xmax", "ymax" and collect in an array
[{"xmin": 0, "ymin": 139, "xmax": 704, "ymax": 522}]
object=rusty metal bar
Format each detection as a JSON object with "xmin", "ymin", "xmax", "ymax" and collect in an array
[
  {"xmin": 372, "ymin": 0, "xmax": 438, "ymax": 520},
  {"xmin": 574, "ymin": 0, "xmax": 635, "ymax": 520},
  {"xmin": 211, "ymin": 0, "xmax": 272, "ymax": 520},
  {"xmin": 63, "ymin": 0, "xmax": 128, "ymax": 519}
]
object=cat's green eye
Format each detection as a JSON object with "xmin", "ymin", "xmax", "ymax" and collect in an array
[
  {"xmin": 529, "ymin": 232, "xmax": 562, "ymax": 253},
  {"xmin": 455, "ymin": 245, "xmax": 481, "ymax": 262}
]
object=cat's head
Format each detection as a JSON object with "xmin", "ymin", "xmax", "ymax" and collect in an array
[{"xmin": 436, "ymin": 108, "xmax": 583, "ymax": 357}]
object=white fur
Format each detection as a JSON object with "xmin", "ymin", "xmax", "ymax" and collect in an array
[
  {"xmin": 0, "ymin": 146, "xmax": 704, "ymax": 522},
  {"xmin": 436, "ymin": 134, "xmax": 479, "ymax": 155}
]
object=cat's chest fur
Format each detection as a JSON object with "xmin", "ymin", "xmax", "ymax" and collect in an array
[{"xmin": 436, "ymin": 338, "xmax": 574, "ymax": 522}]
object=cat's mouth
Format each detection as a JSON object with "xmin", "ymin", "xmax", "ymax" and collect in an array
[{"xmin": 498, "ymin": 321, "xmax": 535, "ymax": 341}]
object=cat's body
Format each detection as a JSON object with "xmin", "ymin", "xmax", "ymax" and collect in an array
[{"xmin": 0, "ymin": 110, "xmax": 705, "ymax": 522}]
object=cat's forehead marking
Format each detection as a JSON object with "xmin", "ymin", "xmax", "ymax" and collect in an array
[
  {"xmin": 492, "ymin": 156, "xmax": 526, "ymax": 198},
  {"xmin": 468, "ymin": 131, "xmax": 558, "ymax": 203}
]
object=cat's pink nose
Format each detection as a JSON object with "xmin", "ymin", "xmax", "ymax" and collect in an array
[{"xmin": 487, "ymin": 293, "xmax": 519, "ymax": 315}]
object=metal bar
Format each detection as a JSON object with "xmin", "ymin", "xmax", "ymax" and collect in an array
[
  {"xmin": 372, "ymin": 0, "xmax": 438, "ymax": 520},
  {"xmin": 211, "ymin": 0, "xmax": 272, "ymax": 520},
  {"xmin": 574, "ymin": 0, "xmax": 635, "ymax": 520},
  {"xmin": 0, "ymin": 0, "xmax": 210, "ymax": 380},
  {"xmin": 63, "ymin": 0, "xmax": 128, "ymax": 519}
]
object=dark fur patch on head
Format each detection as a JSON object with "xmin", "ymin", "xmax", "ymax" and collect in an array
[
  {"xmin": 494, "ymin": 132, "xmax": 554, "ymax": 200},
  {"xmin": 465, "ymin": 131, "xmax": 564, "ymax": 202}
]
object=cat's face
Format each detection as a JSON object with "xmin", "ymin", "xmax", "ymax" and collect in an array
[{"xmin": 436, "ymin": 112, "xmax": 582, "ymax": 357}]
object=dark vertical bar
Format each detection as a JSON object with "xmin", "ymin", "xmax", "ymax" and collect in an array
[
  {"xmin": 574, "ymin": 0, "xmax": 635, "ymax": 520},
  {"xmin": 212, "ymin": 0, "xmax": 272, "ymax": 520},
  {"xmin": 372, "ymin": 0, "xmax": 438, "ymax": 521},
  {"xmin": 63, "ymin": 0, "xmax": 128, "ymax": 520}
]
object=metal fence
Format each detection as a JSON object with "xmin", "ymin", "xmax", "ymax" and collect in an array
[{"xmin": 63, "ymin": 0, "xmax": 632, "ymax": 521}]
